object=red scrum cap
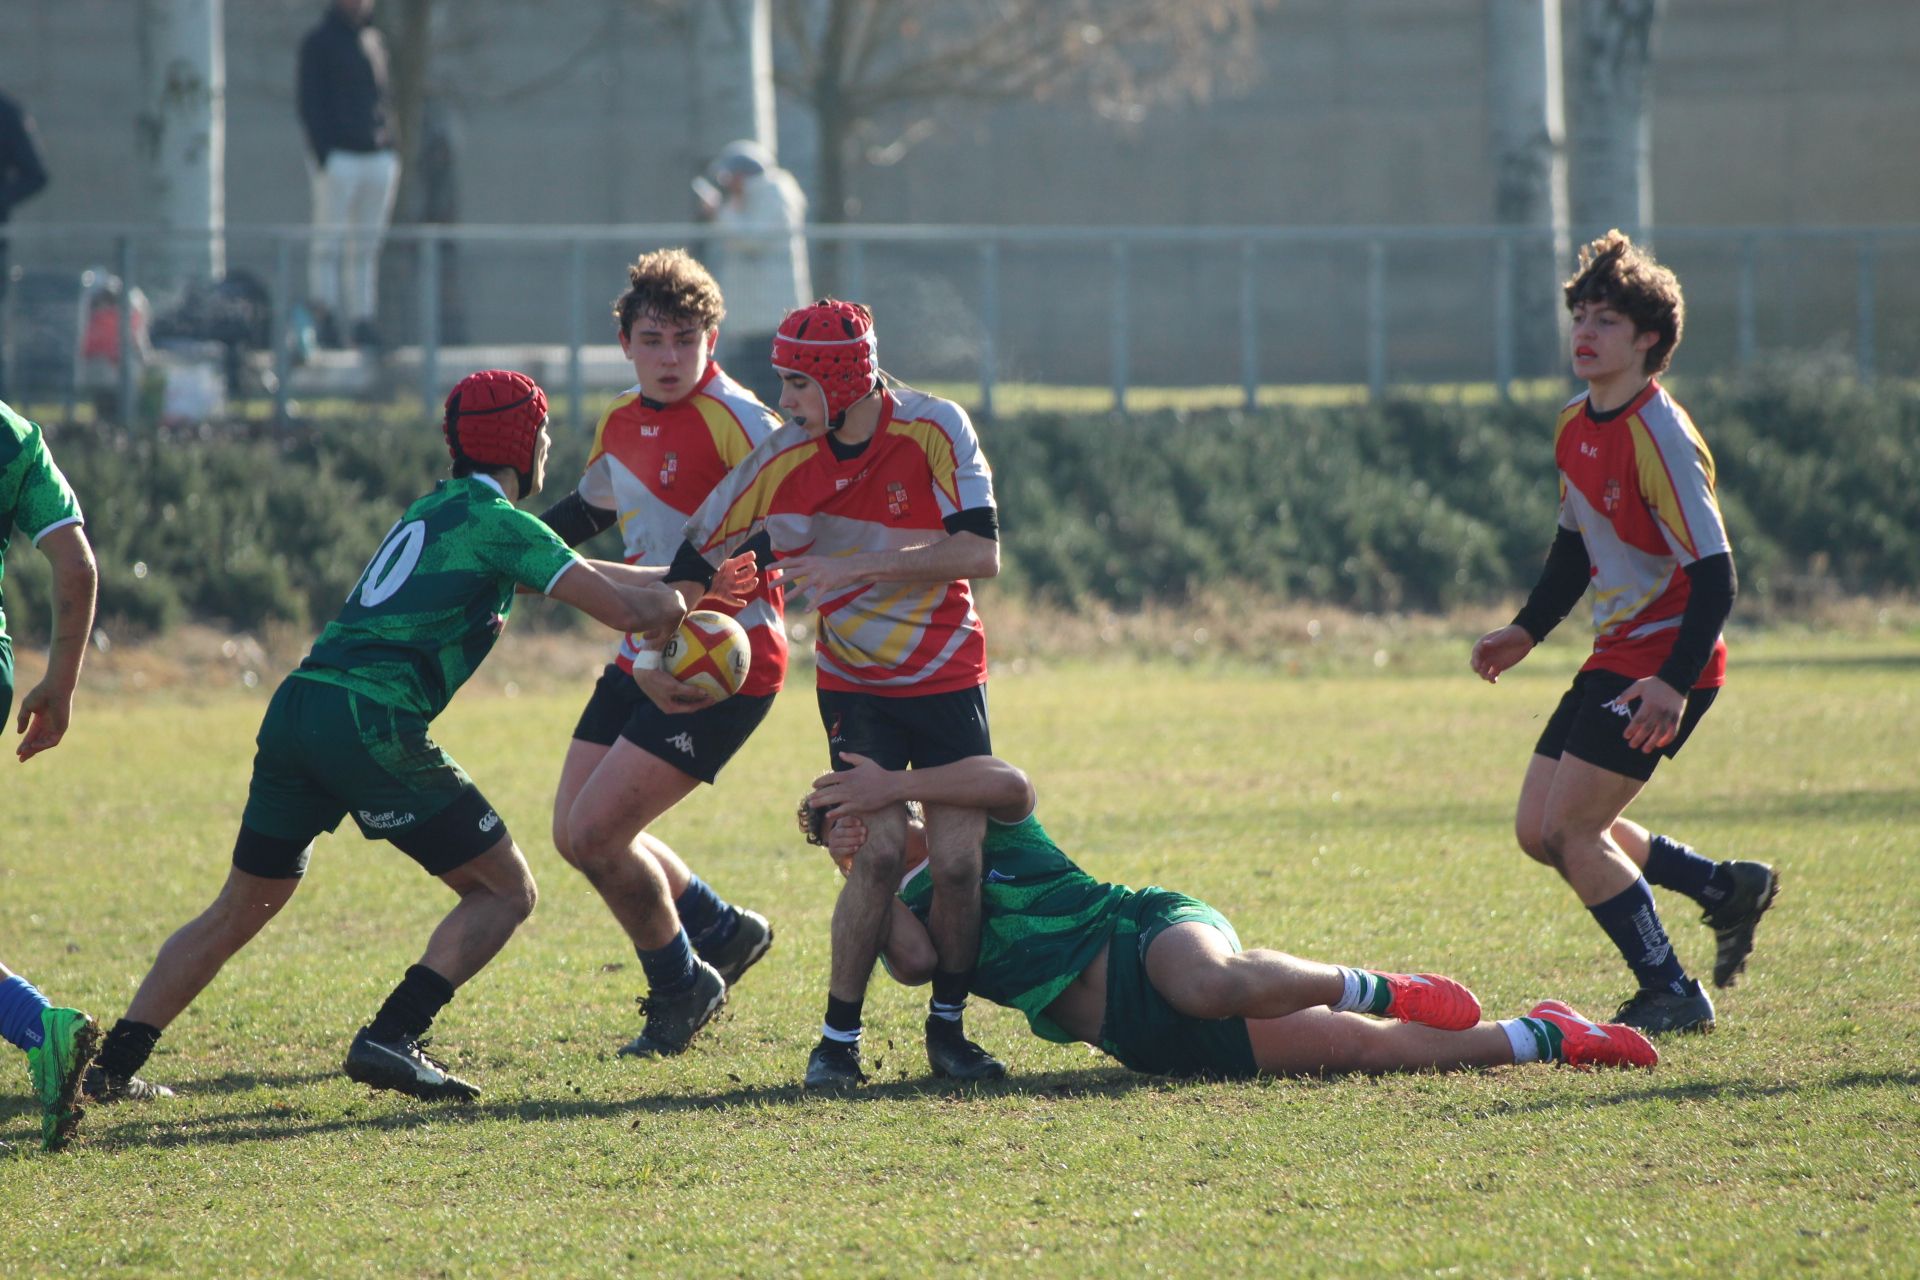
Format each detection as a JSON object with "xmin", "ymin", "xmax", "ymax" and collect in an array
[
  {"xmin": 443, "ymin": 369, "xmax": 547, "ymax": 494},
  {"xmin": 771, "ymin": 299, "xmax": 877, "ymax": 423}
]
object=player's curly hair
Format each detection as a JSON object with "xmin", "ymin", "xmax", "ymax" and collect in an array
[
  {"xmin": 797, "ymin": 797, "xmax": 829, "ymax": 846},
  {"xmin": 613, "ymin": 248, "xmax": 726, "ymax": 338},
  {"xmin": 1563, "ymin": 230, "xmax": 1685, "ymax": 377}
]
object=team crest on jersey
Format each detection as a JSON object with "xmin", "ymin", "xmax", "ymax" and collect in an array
[
  {"xmin": 886, "ymin": 481, "xmax": 910, "ymax": 518},
  {"xmin": 1603, "ymin": 478, "xmax": 1621, "ymax": 513},
  {"xmin": 660, "ymin": 452, "xmax": 678, "ymax": 488}
]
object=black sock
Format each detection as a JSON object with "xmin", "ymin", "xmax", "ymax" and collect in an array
[
  {"xmin": 822, "ymin": 994, "xmax": 864, "ymax": 1043},
  {"xmin": 95, "ymin": 1018, "xmax": 163, "ymax": 1080},
  {"xmin": 366, "ymin": 964, "xmax": 456, "ymax": 1044},
  {"xmin": 929, "ymin": 969, "xmax": 971, "ymax": 1030},
  {"xmin": 1644, "ymin": 833, "xmax": 1732, "ymax": 907},
  {"xmin": 1588, "ymin": 879, "xmax": 1693, "ymax": 996}
]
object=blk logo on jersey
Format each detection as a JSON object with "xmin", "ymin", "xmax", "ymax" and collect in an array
[
  {"xmin": 660, "ymin": 452, "xmax": 678, "ymax": 489},
  {"xmin": 886, "ymin": 481, "xmax": 910, "ymax": 518},
  {"xmin": 1603, "ymin": 478, "xmax": 1621, "ymax": 514},
  {"xmin": 641, "ymin": 424, "xmax": 660, "ymax": 438},
  {"xmin": 1580, "ymin": 441, "xmax": 1601, "ymax": 459}
]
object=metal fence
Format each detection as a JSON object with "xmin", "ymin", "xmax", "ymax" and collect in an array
[{"xmin": 4, "ymin": 222, "xmax": 1915, "ymax": 429}]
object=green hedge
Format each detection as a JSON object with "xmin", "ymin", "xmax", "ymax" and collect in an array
[{"xmin": 4, "ymin": 372, "xmax": 1915, "ymax": 642}]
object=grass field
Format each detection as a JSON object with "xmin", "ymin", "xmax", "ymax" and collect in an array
[{"xmin": 2, "ymin": 626, "xmax": 1916, "ymax": 1278}]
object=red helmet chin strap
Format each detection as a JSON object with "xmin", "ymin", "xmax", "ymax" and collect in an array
[{"xmin": 770, "ymin": 299, "xmax": 877, "ymax": 424}]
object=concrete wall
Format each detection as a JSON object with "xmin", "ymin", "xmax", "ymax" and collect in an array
[{"xmin": 5, "ymin": 0, "xmax": 1916, "ymax": 384}]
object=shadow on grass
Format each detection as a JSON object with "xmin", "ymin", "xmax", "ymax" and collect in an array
[
  {"xmin": 1730, "ymin": 651, "xmax": 1920, "ymax": 674},
  {"xmin": 1681, "ymin": 787, "xmax": 1916, "ymax": 826},
  {"xmin": 79, "ymin": 1065, "xmax": 1169, "ymax": 1152},
  {"xmin": 1497, "ymin": 1069, "xmax": 1920, "ymax": 1114},
  {"xmin": 69, "ymin": 1065, "xmax": 1920, "ymax": 1153}
]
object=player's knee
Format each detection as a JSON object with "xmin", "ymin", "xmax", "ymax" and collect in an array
[
  {"xmin": 206, "ymin": 879, "xmax": 293, "ymax": 941},
  {"xmin": 1199, "ymin": 963, "xmax": 1254, "ymax": 1020},
  {"xmin": 497, "ymin": 858, "xmax": 539, "ymax": 921},
  {"xmin": 850, "ymin": 842, "xmax": 903, "ymax": 884},
  {"xmin": 550, "ymin": 808, "xmax": 576, "ymax": 864},
  {"xmin": 1169, "ymin": 959, "xmax": 1248, "ymax": 1021},
  {"xmin": 927, "ymin": 853, "xmax": 978, "ymax": 895},
  {"xmin": 1347, "ymin": 1023, "xmax": 1406, "ymax": 1074},
  {"xmin": 1514, "ymin": 821, "xmax": 1553, "ymax": 865},
  {"xmin": 563, "ymin": 815, "xmax": 629, "ymax": 878},
  {"xmin": 1539, "ymin": 822, "xmax": 1590, "ymax": 872}
]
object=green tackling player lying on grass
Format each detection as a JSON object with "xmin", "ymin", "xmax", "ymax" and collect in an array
[
  {"xmin": 802, "ymin": 754, "xmax": 1659, "ymax": 1080},
  {"xmin": 81, "ymin": 370, "xmax": 713, "ymax": 1107}
]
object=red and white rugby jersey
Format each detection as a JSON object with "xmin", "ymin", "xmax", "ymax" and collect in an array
[
  {"xmin": 1553, "ymin": 379, "xmax": 1731, "ymax": 688},
  {"xmin": 684, "ymin": 386, "xmax": 996, "ymax": 697},
  {"xmin": 578, "ymin": 362, "xmax": 787, "ymax": 697}
]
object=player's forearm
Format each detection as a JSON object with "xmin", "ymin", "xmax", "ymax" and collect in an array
[
  {"xmin": 852, "ymin": 531, "xmax": 999, "ymax": 586},
  {"xmin": 586, "ymin": 559, "xmax": 670, "ymax": 591},
  {"xmin": 1511, "ymin": 527, "xmax": 1591, "ymax": 643},
  {"xmin": 43, "ymin": 536, "xmax": 98, "ymax": 690},
  {"xmin": 1655, "ymin": 552, "xmax": 1737, "ymax": 693},
  {"xmin": 889, "ymin": 756, "xmax": 1031, "ymax": 814}
]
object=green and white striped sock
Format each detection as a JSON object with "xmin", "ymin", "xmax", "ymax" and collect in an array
[
  {"xmin": 1500, "ymin": 1017, "xmax": 1564, "ymax": 1064},
  {"xmin": 1331, "ymin": 967, "xmax": 1389, "ymax": 1015}
]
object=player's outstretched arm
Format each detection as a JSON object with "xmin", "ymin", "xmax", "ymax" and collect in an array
[
  {"xmin": 588, "ymin": 553, "xmax": 758, "ymax": 609},
  {"xmin": 809, "ymin": 752, "xmax": 1034, "ymax": 824},
  {"xmin": 16, "ymin": 525, "xmax": 98, "ymax": 762},
  {"xmin": 545, "ymin": 560, "xmax": 686, "ymax": 638}
]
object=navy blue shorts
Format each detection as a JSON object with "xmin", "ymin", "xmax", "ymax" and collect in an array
[
  {"xmin": 570, "ymin": 662, "xmax": 773, "ymax": 785},
  {"xmin": 1535, "ymin": 669, "xmax": 1719, "ymax": 783},
  {"xmin": 817, "ymin": 684, "xmax": 991, "ymax": 773}
]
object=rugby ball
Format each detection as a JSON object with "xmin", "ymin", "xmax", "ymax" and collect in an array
[{"xmin": 662, "ymin": 610, "xmax": 751, "ymax": 702}]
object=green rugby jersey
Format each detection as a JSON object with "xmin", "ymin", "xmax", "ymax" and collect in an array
[
  {"xmin": 293, "ymin": 475, "xmax": 579, "ymax": 719},
  {"xmin": 0, "ymin": 402, "xmax": 85, "ymax": 642},
  {"xmin": 899, "ymin": 813, "xmax": 1133, "ymax": 1043}
]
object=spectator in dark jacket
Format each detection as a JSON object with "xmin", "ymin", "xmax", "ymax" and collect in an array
[
  {"xmin": 0, "ymin": 88, "xmax": 50, "ymax": 398},
  {"xmin": 297, "ymin": 0, "xmax": 398, "ymax": 350}
]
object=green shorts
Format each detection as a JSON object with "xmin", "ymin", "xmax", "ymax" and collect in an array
[
  {"xmin": 1098, "ymin": 887, "xmax": 1259, "ymax": 1079},
  {"xmin": 237, "ymin": 676, "xmax": 505, "ymax": 877}
]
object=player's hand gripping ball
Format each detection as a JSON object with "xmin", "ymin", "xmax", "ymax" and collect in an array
[{"xmin": 662, "ymin": 610, "xmax": 751, "ymax": 702}]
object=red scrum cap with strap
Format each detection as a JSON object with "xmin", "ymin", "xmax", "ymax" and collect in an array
[
  {"xmin": 771, "ymin": 299, "xmax": 878, "ymax": 425},
  {"xmin": 442, "ymin": 369, "xmax": 547, "ymax": 495}
]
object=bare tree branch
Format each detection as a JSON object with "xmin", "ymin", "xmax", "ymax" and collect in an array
[{"xmin": 783, "ymin": 0, "xmax": 1270, "ymax": 223}]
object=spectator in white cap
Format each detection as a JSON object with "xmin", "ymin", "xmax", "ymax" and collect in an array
[{"xmin": 696, "ymin": 140, "xmax": 811, "ymax": 408}]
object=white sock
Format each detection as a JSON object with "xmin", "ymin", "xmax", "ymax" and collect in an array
[
  {"xmin": 1330, "ymin": 967, "xmax": 1378, "ymax": 1013},
  {"xmin": 1500, "ymin": 1018, "xmax": 1547, "ymax": 1064},
  {"xmin": 820, "ymin": 1022, "xmax": 861, "ymax": 1045}
]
